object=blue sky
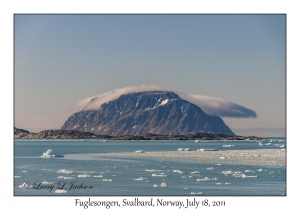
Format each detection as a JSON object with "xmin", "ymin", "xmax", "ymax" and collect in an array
[{"xmin": 14, "ymin": 14, "xmax": 286, "ymax": 136}]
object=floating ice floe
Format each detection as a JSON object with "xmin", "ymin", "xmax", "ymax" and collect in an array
[
  {"xmin": 225, "ymin": 182, "xmax": 231, "ymax": 185},
  {"xmin": 78, "ymin": 174, "xmax": 92, "ymax": 178},
  {"xmin": 207, "ymin": 167, "xmax": 215, "ymax": 170},
  {"xmin": 257, "ymin": 169, "xmax": 263, "ymax": 172},
  {"xmin": 64, "ymin": 177, "xmax": 75, "ymax": 180},
  {"xmin": 245, "ymin": 170, "xmax": 255, "ymax": 173},
  {"xmin": 197, "ymin": 177, "xmax": 218, "ymax": 182},
  {"xmin": 135, "ymin": 150, "xmax": 144, "ymax": 153},
  {"xmin": 41, "ymin": 149, "xmax": 64, "ymax": 158},
  {"xmin": 173, "ymin": 170, "xmax": 187, "ymax": 174},
  {"xmin": 57, "ymin": 169, "xmax": 73, "ymax": 174},
  {"xmin": 19, "ymin": 182, "xmax": 32, "ymax": 189},
  {"xmin": 197, "ymin": 148, "xmax": 218, "ymax": 151},
  {"xmin": 93, "ymin": 175, "xmax": 103, "ymax": 178},
  {"xmin": 242, "ymin": 174, "xmax": 257, "ymax": 178},
  {"xmin": 177, "ymin": 148, "xmax": 184, "ymax": 151},
  {"xmin": 22, "ymin": 170, "xmax": 28, "ymax": 173},
  {"xmin": 221, "ymin": 171, "xmax": 232, "ymax": 175},
  {"xmin": 14, "ymin": 176, "xmax": 21, "ymax": 178},
  {"xmin": 216, "ymin": 183, "xmax": 222, "ymax": 185},
  {"xmin": 153, "ymin": 182, "xmax": 167, "ymax": 188},
  {"xmin": 103, "ymin": 179, "xmax": 112, "ymax": 182},
  {"xmin": 134, "ymin": 177, "xmax": 147, "ymax": 181},
  {"xmin": 152, "ymin": 173, "xmax": 167, "ymax": 177},
  {"xmin": 185, "ymin": 148, "xmax": 191, "ymax": 151},
  {"xmin": 160, "ymin": 182, "xmax": 167, "ymax": 187},
  {"xmin": 55, "ymin": 189, "xmax": 67, "ymax": 193},
  {"xmin": 41, "ymin": 181, "xmax": 54, "ymax": 185},
  {"xmin": 190, "ymin": 171, "xmax": 201, "ymax": 175},
  {"xmin": 191, "ymin": 192, "xmax": 202, "ymax": 195},
  {"xmin": 146, "ymin": 169, "xmax": 162, "ymax": 172},
  {"xmin": 222, "ymin": 145, "xmax": 235, "ymax": 147}
]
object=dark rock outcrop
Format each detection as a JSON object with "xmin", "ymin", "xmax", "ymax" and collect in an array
[
  {"xmin": 14, "ymin": 127, "xmax": 261, "ymax": 140},
  {"xmin": 14, "ymin": 127, "xmax": 30, "ymax": 138},
  {"xmin": 61, "ymin": 91, "xmax": 235, "ymax": 136},
  {"xmin": 14, "ymin": 129, "xmax": 111, "ymax": 139}
]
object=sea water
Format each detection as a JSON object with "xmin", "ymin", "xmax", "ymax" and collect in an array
[{"xmin": 14, "ymin": 138, "xmax": 286, "ymax": 196}]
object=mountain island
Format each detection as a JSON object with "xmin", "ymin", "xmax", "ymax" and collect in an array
[{"xmin": 61, "ymin": 91, "xmax": 235, "ymax": 136}]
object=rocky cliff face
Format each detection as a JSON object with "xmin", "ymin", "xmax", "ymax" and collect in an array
[{"xmin": 61, "ymin": 91, "xmax": 235, "ymax": 136}]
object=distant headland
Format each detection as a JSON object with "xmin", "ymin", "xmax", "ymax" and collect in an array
[{"xmin": 14, "ymin": 127, "xmax": 262, "ymax": 140}]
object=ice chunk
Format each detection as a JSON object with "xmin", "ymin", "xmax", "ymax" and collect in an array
[
  {"xmin": 78, "ymin": 174, "xmax": 92, "ymax": 178},
  {"xmin": 190, "ymin": 171, "xmax": 201, "ymax": 175},
  {"xmin": 19, "ymin": 182, "xmax": 32, "ymax": 188},
  {"xmin": 173, "ymin": 170, "xmax": 187, "ymax": 174},
  {"xmin": 134, "ymin": 177, "xmax": 147, "ymax": 181},
  {"xmin": 153, "ymin": 182, "xmax": 167, "ymax": 187},
  {"xmin": 93, "ymin": 175, "xmax": 103, "ymax": 178},
  {"xmin": 55, "ymin": 189, "xmax": 67, "ymax": 193},
  {"xmin": 197, "ymin": 148, "xmax": 218, "ymax": 151},
  {"xmin": 41, "ymin": 149, "xmax": 64, "ymax": 158},
  {"xmin": 152, "ymin": 173, "xmax": 167, "ymax": 177},
  {"xmin": 41, "ymin": 181, "xmax": 54, "ymax": 184},
  {"xmin": 64, "ymin": 177, "xmax": 75, "ymax": 180},
  {"xmin": 57, "ymin": 169, "xmax": 72, "ymax": 174},
  {"xmin": 145, "ymin": 169, "xmax": 162, "ymax": 172},
  {"xmin": 245, "ymin": 170, "xmax": 255, "ymax": 173},
  {"xmin": 160, "ymin": 182, "xmax": 167, "ymax": 187},
  {"xmin": 242, "ymin": 174, "xmax": 257, "ymax": 178},
  {"xmin": 221, "ymin": 171, "xmax": 232, "ymax": 175},
  {"xmin": 191, "ymin": 192, "xmax": 202, "ymax": 195},
  {"xmin": 222, "ymin": 144, "xmax": 235, "ymax": 147},
  {"xmin": 197, "ymin": 177, "xmax": 218, "ymax": 182}
]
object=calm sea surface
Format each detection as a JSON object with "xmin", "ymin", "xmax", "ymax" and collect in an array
[{"xmin": 14, "ymin": 138, "xmax": 286, "ymax": 196}]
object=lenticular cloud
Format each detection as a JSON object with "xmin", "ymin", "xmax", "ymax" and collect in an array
[
  {"xmin": 179, "ymin": 94, "xmax": 257, "ymax": 118},
  {"xmin": 73, "ymin": 85, "xmax": 256, "ymax": 118}
]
